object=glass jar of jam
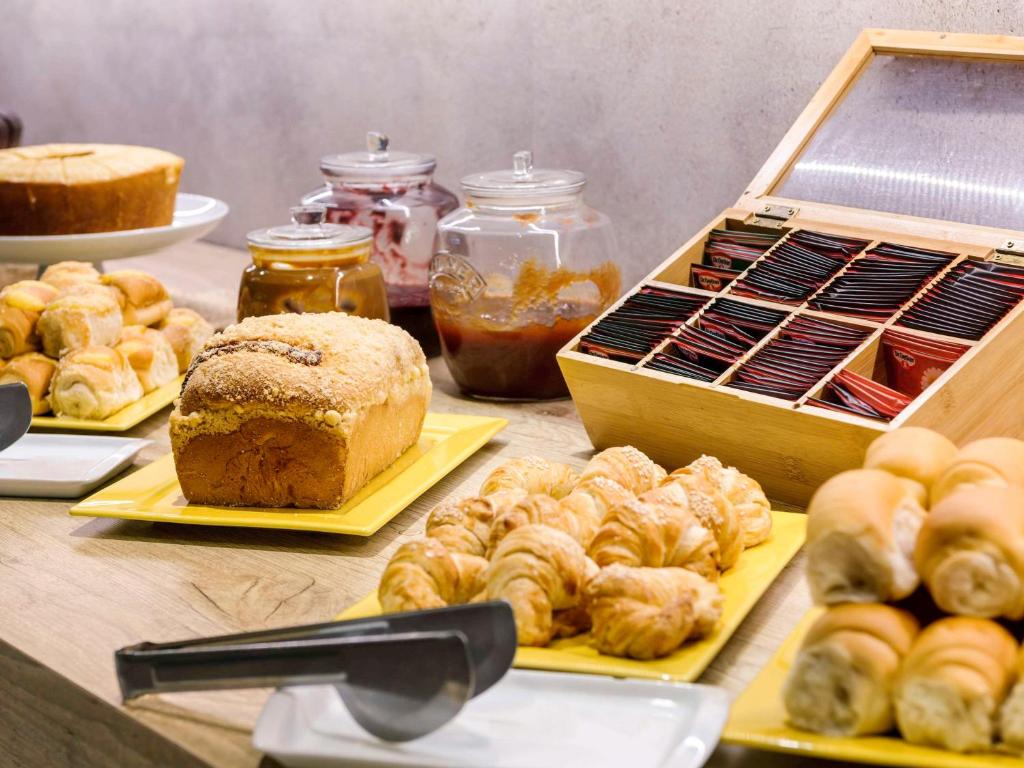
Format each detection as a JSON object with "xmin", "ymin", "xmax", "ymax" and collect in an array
[
  {"xmin": 302, "ymin": 132, "xmax": 458, "ymax": 355},
  {"xmin": 431, "ymin": 151, "xmax": 620, "ymax": 400},
  {"xmin": 238, "ymin": 205, "xmax": 389, "ymax": 322}
]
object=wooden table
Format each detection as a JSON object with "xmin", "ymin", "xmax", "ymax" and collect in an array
[{"xmin": 0, "ymin": 243, "xmax": 831, "ymax": 767}]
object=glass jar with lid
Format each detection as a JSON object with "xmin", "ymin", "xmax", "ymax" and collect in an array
[
  {"xmin": 238, "ymin": 204, "xmax": 389, "ymax": 322},
  {"xmin": 302, "ymin": 132, "xmax": 458, "ymax": 355},
  {"xmin": 430, "ymin": 151, "xmax": 620, "ymax": 400}
]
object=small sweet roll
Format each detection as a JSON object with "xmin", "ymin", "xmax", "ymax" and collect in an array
[
  {"xmin": 37, "ymin": 286, "xmax": 122, "ymax": 356},
  {"xmin": 932, "ymin": 437, "xmax": 1024, "ymax": 504},
  {"xmin": 578, "ymin": 445, "xmax": 666, "ymax": 494},
  {"xmin": 479, "ymin": 456, "xmax": 579, "ymax": 499},
  {"xmin": 101, "ymin": 269, "xmax": 172, "ymax": 326},
  {"xmin": 485, "ymin": 523, "xmax": 589, "ymax": 646},
  {"xmin": 660, "ymin": 472, "xmax": 744, "ymax": 569},
  {"xmin": 1000, "ymin": 646, "xmax": 1024, "ymax": 752},
  {"xmin": 487, "ymin": 493, "xmax": 598, "ymax": 555},
  {"xmin": 783, "ymin": 604, "xmax": 919, "ymax": 736},
  {"xmin": 425, "ymin": 491, "xmax": 524, "ymax": 557},
  {"xmin": 806, "ymin": 469, "xmax": 926, "ymax": 604},
  {"xmin": 378, "ymin": 538, "xmax": 487, "ymax": 614},
  {"xmin": 48, "ymin": 345, "xmax": 143, "ymax": 420},
  {"xmin": 158, "ymin": 307, "xmax": 213, "ymax": 373},
  {"xmin": 556, "ymin": 476, "xmax": 635, "ymax": 549},
  {"xmin": 894, "ymin": 617, "xmax": 1018, "ymax": 753},
  {"xmin": 39, "ymin": 261, "xmax": 102, "ymax": 294},
  {"xmin": 585, "ymin": 564, "xmax": 723, "ymax": 660},
  {"xmin": 115, "ymin": 325, "xmax": 179, "ymax": 392},
  {"xmin": 0, "ymin": 280, "xmax": 59, "ymax": 357},
  {"xmin": 914, "ymin": 485, "xmax": 1024, "ymax": 619},
  {"xmin": 862, "ymin": 427, "xmax": 957, "ymax": 507},
  {"xmin": 0, "ymin": 352, "xmax": 57, "ymax": 414}
]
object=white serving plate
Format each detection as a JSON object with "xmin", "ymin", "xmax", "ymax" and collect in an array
[
  {"xmin": 253, "ymin": 670, "xmax": 730, "ymax": 768},
  {"xmin": 0, "ymin": 193, "xmax": 228, "ymax": 264},
  {"xmin": 0, "ymin": 434, "xmax": 149, "ymax": 498}
]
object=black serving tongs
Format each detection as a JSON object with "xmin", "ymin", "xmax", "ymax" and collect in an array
[
  {"xmin": 0, "ymin": 382, "xmax": 32, "ymax": 453},
  {"xmin": 115, "ymin": 602, "xmax": 517, "ymax": 742}
]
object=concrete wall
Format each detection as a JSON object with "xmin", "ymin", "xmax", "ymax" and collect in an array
[{"xmin": 3, "ymin": 1, "xmax": 1022, "ymax": 286}]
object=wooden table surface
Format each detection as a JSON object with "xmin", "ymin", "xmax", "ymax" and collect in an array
[{"xmin": 0, "ymin": 242, "xmax": 844, "ymax": 768}]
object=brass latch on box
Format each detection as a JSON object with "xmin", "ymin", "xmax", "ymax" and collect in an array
[
  {"xmin": 747, "ymin": 204, "xmax": 799, "ymax": 230},
  {"xmin": 991, "ymin": 239, "xmax": 1024, "ymax": 267}
]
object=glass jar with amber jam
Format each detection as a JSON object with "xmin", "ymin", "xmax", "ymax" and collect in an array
[
  {"xmin": 431, "ymin": 151, "xmax": 620, "ymax": 400},
  {"xmin": 239, "ymin": 205, "xmax": 389, "ymax": 322}
]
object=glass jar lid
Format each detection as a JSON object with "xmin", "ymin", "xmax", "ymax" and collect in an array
[
  {"xmin": 320, "ymin": 131, "xmax": 437, "ymax": 180},
  {"xmin": 460, "ymin": 150, "xmax": 586, "ymax": 199},
  {"xmin": 246, "ymin": 205, "xmax": 371, "ymax": 251}
]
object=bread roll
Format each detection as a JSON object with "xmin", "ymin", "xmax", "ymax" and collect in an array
[
  {"xmin": 0, "ymin": 279, "xmax": 59, "ymax": 357},
  {"xmin": 579, "ymin": 446, "xmax": 666, "ymax": 494},
  {"xmin": 806, "ymin": 469, "xmax": 926, "ymax": 604},
  {"xmin": 158, "ymin": 307, "xmax": 213, "ymax": 373},
  {"xmin": 783, "ymin": 604, "xmax": 919, "ymax": 736},
  {"xmin": 479, "ymin": 456, "xmax": 579, "ymax": 499},
  {"xmin": 1000, "ymin": 646, "xmax": 1024, "ymax": 752},
  {"xmin": 39, "ymin": 261, "xmax": 102, "ymax": 294},
  {"xmin": 0, "ymin": 143, "xmax": 183, "ymax": 235},
  {"xmin": 863, "ymin": 427, "xmax": 957, "ymax": 506},
  {"xmin": 894, "ymin": 617, "xmax": 1017, "ymax": 753},
  {"xmin": 101, "ymin": 270, "xmax": 172, "ymax": 326},
  {"xmin": 115, "ymin": 325, "xmax": 179, "ymax": 393},
  {"xmin": 37, "ymin": 287, "xmax": 122, "ymax": 356},
  {"xmin": 49, "ymin": 345, "xmax": 144, "ymax": 420},
  {"xmin": 932, "ymin": 437, "xmax": 1024, "ymax": 504},
  {"xmin": 915, "ymin": 485, "xmax": 1024, "ymax": 619},
  {"xmin": 0, "ymin": 352, "xmax": 56, "ymax": 414},
  {"xmin": 170, "ymin": 313, "xmax": 430, "ymax": 509}
]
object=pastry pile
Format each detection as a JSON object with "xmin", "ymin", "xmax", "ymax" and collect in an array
[
  {"xmin": 0, "ymin": 261, "xmax": 213, "ymax": 419},
  {"xmin": 786, "ymin": 426, "xmax": 1024, "ymax": 754},
  {"xmin": 377, "ymin": 446, "xmax": 774, "ymax": 660}
]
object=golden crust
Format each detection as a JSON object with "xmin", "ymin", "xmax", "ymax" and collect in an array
[
  {"xmin": 0, "ymin": 352, "xmax": 56, "ymax": 414},
  {"xmin": 580, "ymin": 445, "xmax": 666, "ymax": 494},
  {"xmin": 101, "ymin": 270, "xmax": 172, "ymax": 326},
  {"xmin": 40, "ymin": 261, "xmax": 102, "ymax": 294}
]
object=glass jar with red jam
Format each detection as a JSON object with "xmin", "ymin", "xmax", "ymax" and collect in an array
[
  {"xmin": 430, "ymin": 151, "xmax": 620, "ymax": 400},
  {"xmin": 302, "ymin": 132, "xmax": 458, "ymax": 355},
  {"xmin": 239, "ymin": 205, "xmax": 388, "ymax": 322}
]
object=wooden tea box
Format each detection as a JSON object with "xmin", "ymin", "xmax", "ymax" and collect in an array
[{"xmin": 558, "ymin": 30, "xmax": 1024, "ymax": 505}]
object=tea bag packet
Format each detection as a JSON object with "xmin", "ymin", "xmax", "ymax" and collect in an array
[
  {"xmin": 579, "ymin": 287, "xmax": 706, "ymax": 362},
  {"xmin": 880, "ymin": 329, "xmax": 968, "ymax": 397},
  {"xmin": 698, "ymin": 228, "xmax": 783, "ymax": 279}
]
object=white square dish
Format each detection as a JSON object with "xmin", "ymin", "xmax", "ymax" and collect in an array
[{"xmin": 0, "ymin": 434, "xmax": 150, "ymax": 498}]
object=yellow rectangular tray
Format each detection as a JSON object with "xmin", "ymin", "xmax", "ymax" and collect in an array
[
  {"xmin": 723, "ymin": 608, "xmax": 1023, "ymax": 767},
  {"xmin": 31, "ymin": 375, "xmax": 184, "ymax": 432},
  {"xmin": 340, "ymin": 509, "xmax": 805, "ymax": 681},
  {"xmin": 70, "ymin": 413, "xmax": 507, "ymax": 535}
]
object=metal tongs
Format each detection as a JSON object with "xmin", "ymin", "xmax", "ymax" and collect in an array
[
  {"xmin": 0, "ymin": 382, "xmax": 32, "ymax": 453},
  {"xmin": 115, "ymin": 602, "xmax": 517, "ymax": 742}
]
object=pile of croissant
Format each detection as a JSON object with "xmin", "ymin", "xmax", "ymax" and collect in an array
[
  {"xmin": 786, "ymin": 426, "xmax": 1024, "ymax": 754},
  {"xmin": 0, "ymin": 261, "xmax": 213, "ymax": 419},
  {"xmin": 377, "ymin": 445, "xmax": 773, "ymax": 660}
]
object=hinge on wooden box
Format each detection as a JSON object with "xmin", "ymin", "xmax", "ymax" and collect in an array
[
  {"xmin": 747, "ymin": 204, "xmax": 799, "ymax": 230},
  {"xmin": 992, "ymin": 239, "xmax": 1024, "ymax": 267}
]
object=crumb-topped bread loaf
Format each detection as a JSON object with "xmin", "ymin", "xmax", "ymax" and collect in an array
[{"xmin": 169, "ymin": 313, "xmax": 431, "ymax": 509}]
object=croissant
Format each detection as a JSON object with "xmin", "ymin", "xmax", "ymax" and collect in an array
[
  {"xmin": 0, "ymin": 280, "xmax": 59, "ymax": 357},
  {"xmin": 783, "ymin": 604, "xmax": 919, "ymax": 736},
  {"xmin": 588, "ymin": 483, "xmax": 719, "ymax": 581},
  {"xmin": 862, "ymin": 427, "xmax": 957, "ymax": 506},
  {"xmin": 660, "ymin": 473, "xmax": 743, "ymax": 569},
  {"xmin": 39, "ymin": 261, "xmax": 102, "ymax": 294},
  {"xmin": 932, "ymin": 437, "xmax": 1024, "ymax": 504},
  {"xmin": 487, "ymin": 493, "xmax": 605, "ymax": 555},
  {"xmin": 1000, "ymin": 646, "xmax": 1024, "ymax": 752},
  {"xmin": 479, "ymin": 456, "xmax": 579, "ymax": 499},
  {"xmin": 586, "ymin": 564, "xmax": 723, "ymax": 659},
  {"xmin": 669, "ymin": 455, "xmax": 771, "ymax": 548},
  {"xmin": 915, "ymin": 485, "xmax": 1024, "ymax": 619},
  {"xmin": 806, "ymin": 469, "xmax": 925, "ymax": 604},
  {"xmin": 556, "ymin": 476, "xmax": 635, "ymax": 549},
  {"xmin": 894, "ymin": 617, "xmax": 1018, "ymax": 753},
  {"xmin": 579, "ymin": 445, "xmax": 666, "ymax": 494},
  {"xmin": 485, "ymin": 524, "xmax": 589, "ymax": 646},
  {"xmin": 0, "ymin": 352, "xmax": 56, "ymax": 415},
  {"xmin": 425, "ymin": 491, "xmax": 523, "ymax": 557},
  {"xmin": 378, "ymin": 538, "xmax": 488, "ymax": 614}
]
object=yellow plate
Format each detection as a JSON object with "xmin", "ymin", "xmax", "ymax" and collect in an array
[
  {"xmin": 339, "ymin": 510, "xmax": 805, "ymax": 681},
  {"xmin": 70, "ymin": 413, "xmax": 507, "ymax": 535},
  {"xmin": 723, "ymin": 608, "xmax": 1023, "ymax": 767},
  {"xmin": 31, "ymin": 375, "xmax": 184, "ymax": 432}
]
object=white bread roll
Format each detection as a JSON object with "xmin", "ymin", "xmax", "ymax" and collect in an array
[
  {"xmin": 784, "ymin": 603, "xmax": 919, "ymax": 736},
  {"xmin": 915, "ymin": 485, "xmax": 1024, "ymax": 619},
  {"xmin": 932, "ymin": 437, "xmax": 1024, "ymax": 504},
  {"xmin": 1000, "ymin": 646, "xmax": 1024, "ymax": 752},
  {"xmin": 806, "ymin": 469, "xmax": 926, "ymax": 604},
  {"xmin": 862, "ymin": 427, "xmax": 957, "ymax": 507},
  {"xmin": 894, "ymin": 617, "xmax": 1017, "ymax": 753}
]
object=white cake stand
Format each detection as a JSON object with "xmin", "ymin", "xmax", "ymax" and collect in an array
[{"xmin": 0, "ymin": 193, "xmax": 229, "ymax": 265}]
